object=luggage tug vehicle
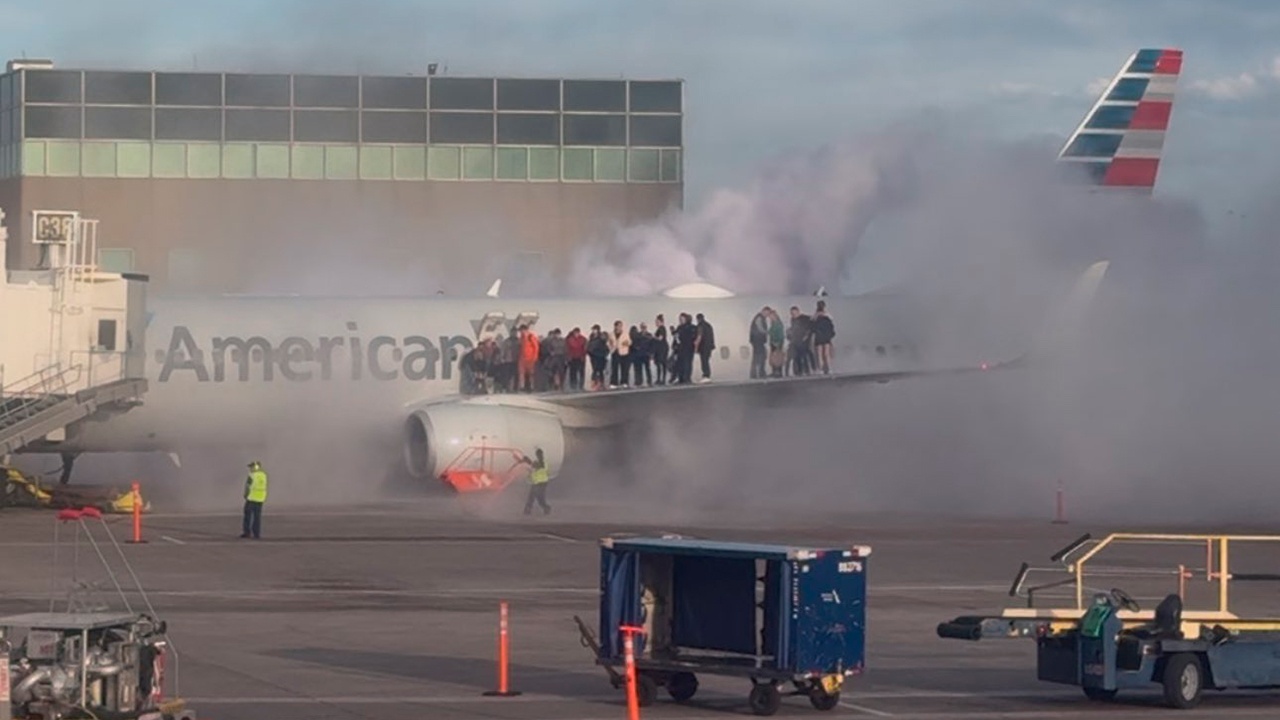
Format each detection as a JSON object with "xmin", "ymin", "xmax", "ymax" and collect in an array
[{"xmin": 938, "ymin": 532, "xmax": 1280, "ymax": 709}]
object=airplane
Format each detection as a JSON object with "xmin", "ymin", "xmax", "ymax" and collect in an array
[{"xmin": 33, "ymin": 48, "xmax": 1181, "ymax": 488}]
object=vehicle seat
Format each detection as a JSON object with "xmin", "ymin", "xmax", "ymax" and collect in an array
[{"xmin": 1129, "ymin": 594, "xmax": 1184, "ymax": 640}]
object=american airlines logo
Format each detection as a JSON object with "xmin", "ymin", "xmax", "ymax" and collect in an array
[{"xmin": 156, "ymin": 323, "xmax": 474, "ymax": 382}]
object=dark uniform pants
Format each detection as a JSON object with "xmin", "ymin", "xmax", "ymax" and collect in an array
[
  {"xmin": 524, "ymin": 483, "xmax": 550, "ymax": 514},
  {"xmin": 242, "ymin": 500, "xmax": 263, "ymax": 538}
]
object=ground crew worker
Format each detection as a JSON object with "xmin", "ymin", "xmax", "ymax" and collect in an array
[
  {"xmin": 241, "ymin": 461, "xmax": 268, "ymax": 539},
  {"xmin": 516, "ymin": 448, "xmax": 551, "ymax": 515}
]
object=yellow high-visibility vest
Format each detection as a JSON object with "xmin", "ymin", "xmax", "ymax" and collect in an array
[
  {"xmin": 530, "ymin": 466, "xmax": 549, "ymax": 485},
  {"xmin": 246, "ymin": 469, "xmax": 268, "ymax": 502}
]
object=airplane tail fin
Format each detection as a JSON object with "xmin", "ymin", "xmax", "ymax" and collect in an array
[{"xmin": 1056, "ymin": 48, "xmax": 1183, "ymax": 192}]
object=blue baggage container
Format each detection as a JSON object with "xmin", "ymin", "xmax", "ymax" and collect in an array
[{"xmin": 579, "ymin": 535, "xmax": 871, "ymax": 716}]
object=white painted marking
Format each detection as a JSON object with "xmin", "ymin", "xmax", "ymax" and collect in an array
[
  {"xmin": 0, "ymin": 587, "xmax": 598, "ymax": 601},
  {"xmin": 872, "ymin": 584, "xmax": 1010, "ymax": 593},
  {"xmin": 187, "ymin": 694, "xmax": 616, "ymax": 705},
  {"xmin": 0, "ymin": 537, "xmax": 569, "ymax": 548},
  {"xmin": 538, "ymin": 531, "xmax": 579, "ymax": 543},
  {"xmin": 842, "ymin": 700, "xmax": 895, "ymax": 716},
  {"xmin": 160, "ymin": 535, "xmax": 185, "ymax": 545}
]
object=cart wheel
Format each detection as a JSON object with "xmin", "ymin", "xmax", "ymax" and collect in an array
[
  {"xmin": 1162, "ymin": 653, "xmax": 1203, "ymax": 709},
  {"xmin": 809, "ymin": 687, "xmax": 840, "ymax": 711},
  {"xmin": 1083, "ymin": 687, "xmax": 1117, "ymax": 702},
  {"xmin": 748, "ymin": 682, "xmax": 782, "ymax": 716},
  {"xmin": 667, "ymin": 672, "xmax": 698, "ymax": 702},
  {"xmin": 635, "ymin": 672, "xmax": 658, "ymax": 707}
]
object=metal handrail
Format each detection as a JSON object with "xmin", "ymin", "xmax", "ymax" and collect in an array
[
  {"xmin": 0, "ymin": 363, "xmax": 83, "ymax": 430},
  {"xmin": 1012, "ymin": 532, "xmax": 1280, "ymax": 616}
]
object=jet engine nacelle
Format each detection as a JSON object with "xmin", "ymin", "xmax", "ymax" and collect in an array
[{"xmin": 402, "ymin": 402, "xmax": 565, "ymax": 482}]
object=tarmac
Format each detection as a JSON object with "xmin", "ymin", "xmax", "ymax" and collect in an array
[{"xmin": 3, "ymin": 493, "xmax": 1280, "ymax": 720}]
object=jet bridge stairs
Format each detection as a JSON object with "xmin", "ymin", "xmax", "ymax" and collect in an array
[{"xmin": 0, "ymin": 364, "xmax": 145, "ymax": 456}]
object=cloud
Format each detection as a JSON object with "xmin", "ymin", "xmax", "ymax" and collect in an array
[{"xmin": 1191, "ymin": 71, "xmax": 1261, "ymax": 100}]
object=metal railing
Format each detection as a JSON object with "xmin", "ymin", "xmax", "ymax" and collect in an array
[
  {"xmin": 1010, "ymin": 532, "xmax": 1280, "ymax": 617},
  {"xmin": 0, "ymin": 363, "xmax": 83, "ymax": 430}
]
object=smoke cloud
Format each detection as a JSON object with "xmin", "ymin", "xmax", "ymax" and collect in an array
[
  {"xmin": 23, "ymin": 109, "xmax": 1280, "ymax": 529},
  {"xmin": 547, "ymin": 113, "xmax": 1280, "ymax": 527}
]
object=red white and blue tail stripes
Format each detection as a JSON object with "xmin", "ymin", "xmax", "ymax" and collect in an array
[{"xmin": 1058, "ymin": 48, "xmax": 1182, "ymax": 192}]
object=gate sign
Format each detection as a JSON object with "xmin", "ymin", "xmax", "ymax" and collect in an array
[{"xmin": 32, "ymin": 210, "xmax": 78, "ymax": 244}]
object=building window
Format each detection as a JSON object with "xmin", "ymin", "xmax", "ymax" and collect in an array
[
  {"xmin": 496, "ymin": 79, "xmax": 559, "ymax": 111},
  {"xmin": 291, "ymin": 144, "xmax": 323, "ymax": 179},
  {"xmin": 155, "ymin": 73, "xmax": 222, "ymax": 106},
  {"xmin": 293, "ymin": 110, "xmax": 358, "ymax": 143},
  {"xmin": 362, "ymin": 76, "xmax": 427, "ymax": 109},
  {"xmin": 225, "ymin": 109, "xmax": 290, "ymax": 142},
  {"xmin": 562, "ymin": 147, "xmax": 593, "ymax": 180},
  {"xmin": 225, "ymin": 74, "xmax": 290, "ymax": 107},
  {"xmin": 24, "ymin": 70, "xmax": 81, "ymax": 104},
  {"xmin": 629, "ymin": 115, "xmax": 681, "ymax": 147},
  {"xmin": 85, "ymin": 107, "xmax": 151, "ymax": 140},
  {"xmin": 97, "ymin": 319, "xmax": 118, "ymax": 351},
  {"xmin": 427, "ymin": 145, "xmax": 460, "ymax": 179},
  {"xmin": 563, "ymin": 80, "xmax": 625, "ymax": 112},
  {"xmin": 528, "ymin": 147, "xmax": 558, "ymax": 180},
  {"xmin": 496, "ymin": 113, "xmax": 559, "ymax": 145},
  {"xmin": 24, "ymin": 106, "xmax": 81, "ymax": 139},
  {"xmin": 429, "ymin": 78, "xmax": 493, "ymax": 110},
  {"xmin": 98, "ymin": 248, "xmax": 134, "ymax": 273},
  {"xmin": 595, "ymin": 148, "xmax": 625, "ymax": 182},
  {"xmin": 428, "ymin": 112, "xmax": 494, "ymax": 144},
  {"xmin": 155, "ymin": 108, "xmax": 222, "ymax": 141},
  {"xmin": 563, "ymin": 114, "xmax": 626, "ymax": 146},
  {"xmin": 496, "ymin": 146, "xmax": 528, "ymax": 180},
  {"xmin": 84, "ymin": 71, "xmax": 152, "ymax": 105},
  {"xmin": 293, "ymin": 75, "xmax": 358, "ymax": 108},
  {"xmin": 628, "ymin": 148, "xmax": 659, "ymax": 182},
  {"xmin": 362, "ymin": 111, "xmax": 426, "ymax": 143},
  {"xmin": 629, "ymin": 81, "xmax": 682, "ymax": 113}
]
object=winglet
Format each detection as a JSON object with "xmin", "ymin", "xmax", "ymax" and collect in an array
[
  {"xmin": 1057, "ymin": 48, "xmax": 1183, "ymax": 193},
  {"xmin": 486, "ymin": 279, "xmax": 502, "ymax": 298},
  {"xmin": 1001, "ymin": 260, "xmax": 1110, "ymax": 368}
]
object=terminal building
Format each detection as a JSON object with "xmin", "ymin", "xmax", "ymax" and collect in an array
[{"xmin": 0, "ymin": 60, "xmax": 684, "ymax": 293}]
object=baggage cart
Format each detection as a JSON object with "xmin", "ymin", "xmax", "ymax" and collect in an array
[{"xmin": 578, "ymin": 535, "xmax": 870, "ymax": 716}]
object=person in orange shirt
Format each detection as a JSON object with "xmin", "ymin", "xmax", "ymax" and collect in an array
[{"xmin": 518, "ymin": 324, "xmax": 540, "ymax": 392}]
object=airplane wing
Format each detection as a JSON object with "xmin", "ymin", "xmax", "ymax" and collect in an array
[
  {"xmin": 403, "ymin": 261, "xmax": 1109, "ymax": 482},
  {"xmin": 416, "ymin": 261, "xmax": 1109, "ymax": 431}
]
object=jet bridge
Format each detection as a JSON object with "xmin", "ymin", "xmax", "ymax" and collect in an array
[{"xmin": 0, "ymin": 209, "xmax": 147, "ymax": 457}]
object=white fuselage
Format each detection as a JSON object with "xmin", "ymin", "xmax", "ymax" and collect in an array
[{"xmin": 58, "ymin": 291, "xmax": 948, "ymax": 454}]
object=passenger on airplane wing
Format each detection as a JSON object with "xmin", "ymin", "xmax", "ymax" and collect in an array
[
  {"xmin": 610, "ymin": 320, "xmax": 631, "ymax": 389},
  {"xmin": 788, "ymin": 307, "xmax": 813, "ymax": 376},
  {"xmin": 749, "ymin": 307, "xmax": 769, "ymax": 379},
  {"xmin": 566, "ymin": 327, "xmax": 587, "ymax": 391},
  {"xmin": 499, "ymin": 328, "xmax": 519, "ymax": 392},
  {"xmin": 813, "ymin": 300, "xmax": 835, "ymax": 375},
  {"xmin": 460, "ymin": 344, "xmax": 484, "ymax": 395},
  {"xmin": 652, "ymin": 314, "xmax": 669, "ymax": 386},
  {"xmin": 767, "ymin": 308, "xmax": 786, "ymax": 378},
  {"xmin": 545, "ymin": 329, "xmax": 567, "ymax": 391},
  {"xmin": 518, "ymin": 325, "xmax": 540, "ymax": 393},
  {"xmin": 673, "ymin": 313, "xmax": 698, "ymax": 384},
  {"xmin": 587, "ymin": 324, "xmax": 609, "ymax": 391},
  {"xmin": 632, "ymin": 323, "xmax": 653, "ymax": 387},
  {"xmin": 695, "ymin": 313, "xmax": 715, "ymax": 383},
  {"xmin": 479, "ymin": 339, "xmax": 498, "ymax": 393}
]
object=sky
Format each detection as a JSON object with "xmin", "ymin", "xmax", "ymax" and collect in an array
[{"xmin": 4, "ymin": 0, "xmax": 1278, "ymax": 231}]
